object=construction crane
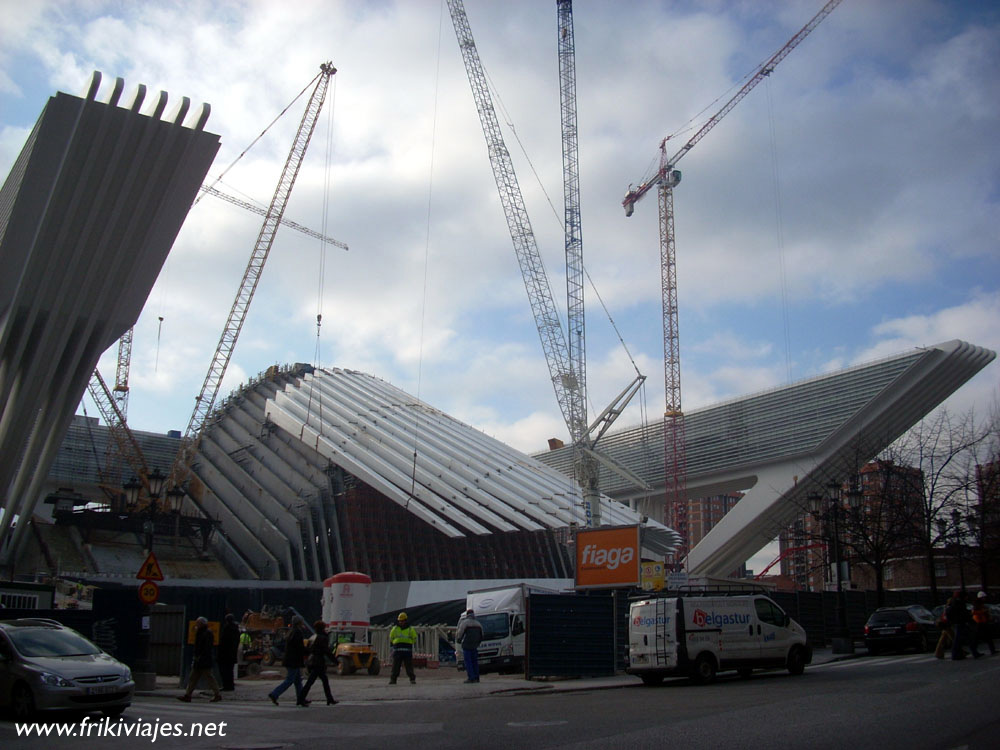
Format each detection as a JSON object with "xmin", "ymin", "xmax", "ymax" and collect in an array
[
  {"xmin": 448, "ymin": 0, "xmax": 645, "ymax": 526},
  {"xmin": 168, "ymin": 61, "xmax": 338, "ymax": 494},
  {"xmin": 622, "ymin": 0, "xmax": 841, "ymax": 562}
]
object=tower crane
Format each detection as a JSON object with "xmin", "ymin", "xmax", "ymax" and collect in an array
[
  {"xmin": 622, "ymin": 0, "xmax": 841, "ymax": 562},
  {"xmin": 167, "ymin": 61, "xmax": 338, "ymax": 495},
  {"xmin": 449, "ymin": 0, "xmax": 646, "ymax": 527}
]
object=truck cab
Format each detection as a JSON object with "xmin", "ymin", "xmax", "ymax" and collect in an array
[{"xmin": 627, "ymin": 590, "xmax": 812, "ymax": 685}]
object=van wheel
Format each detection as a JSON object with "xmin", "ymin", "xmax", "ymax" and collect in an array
[
  {"xmin": 640, "ymin": 673, "xmax": 663, "ymax": 686},
  {"xmin": 689, "ymin": 654, "xmax": 716, "ymax": 685},
  {"xmin": 787, "ymin": 646, "xmax": 806, "ymax": 676}
]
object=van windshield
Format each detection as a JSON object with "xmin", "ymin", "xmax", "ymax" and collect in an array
[{"xmin": 478, "ymin": 613, "xmax": 509, "ymax": 640}]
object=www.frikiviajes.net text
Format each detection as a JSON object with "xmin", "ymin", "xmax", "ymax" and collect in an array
[{"xmin": 16, "ymin": 716, "xmax": 228, "ymax": 741}]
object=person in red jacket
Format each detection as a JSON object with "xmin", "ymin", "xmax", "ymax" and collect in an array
[{"xmin": 971, "ymin": 592, "xmax": 996, "ymax": 655}]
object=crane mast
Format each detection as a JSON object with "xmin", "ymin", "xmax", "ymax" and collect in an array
[
  {"xmin": 168, "ymin": 62, "xmax": 337, "ymax": 492},
  {"xmin": 622, "ymin": 0, "xmax": 841, "ymax": 562},
  {"xmin": 557, "ymin": 0, "xmax": 601, "ymax": 525},
  {"xmin": 446, "ymin": 0, "xmax": 576, "ymax": 435}
]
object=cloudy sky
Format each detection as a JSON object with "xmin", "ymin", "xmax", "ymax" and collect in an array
[{"xmin": 3, "ymin": 1, "xmax": 999, "ymax": 568}]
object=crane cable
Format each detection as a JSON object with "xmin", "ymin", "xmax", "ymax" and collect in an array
[
  {"xmin": 197, "ymin": 70, "xmax": 324, "ymax": 205},
  {"xmin": 306, "ymin": 75, "xmax": 339, "ymax": 434},
  {"xmin": 408, "ymin": 1, "xmax": 446, "ymax": 509}
]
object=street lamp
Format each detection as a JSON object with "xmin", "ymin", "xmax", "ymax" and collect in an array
[
  {"xmin": 809, "ymin": 481, "xmax": 854, "ymax": 654},
  {"xmin": 125, "ymin": 468, "xmax": 165, "ymax": 692}
]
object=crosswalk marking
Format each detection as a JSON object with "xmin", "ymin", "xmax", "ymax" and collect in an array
[{"xmin": 811, "ymin": 654, "xmax": 936, "ymax": 670}]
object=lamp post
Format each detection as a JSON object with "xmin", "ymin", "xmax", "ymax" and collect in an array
[
  {"xmin": 810, "ymin": 481, "xmax": 855, "ymax": 654},
  {"xmin": 125, "ymin": 469, "xmax": 165, "ymax": 692}
]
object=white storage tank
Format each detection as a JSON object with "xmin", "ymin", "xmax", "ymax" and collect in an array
[{"xmin": 322, "ymin": 571, "xmax": 372, "ymax": 635}]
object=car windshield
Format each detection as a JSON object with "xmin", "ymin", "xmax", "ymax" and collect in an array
[
  {"xmin": 868, "ymin": 611, "xmax": 910, "ymax": 626},
  {"xmin": 478, "ymin": 613, "xmax": 509, "ymax": 640},
  {"xmin": 8, "ymin": 627, "xmax": 102, "ymax": 657}
]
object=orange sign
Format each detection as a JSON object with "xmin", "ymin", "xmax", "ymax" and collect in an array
[
  {"xmin": 137, "ymin": 580, "xmax": 160, "ymax": 605},
  {"xmin": 186, "ymin": 620, "xmax": 220, "ymax": 645},
  {"xmin": 574, "ymin": 525, "xmax": 641, "ymax": 589},
  {"xmin": 136, "ymin": 552, "xmax": 164, "ymax": 581}
]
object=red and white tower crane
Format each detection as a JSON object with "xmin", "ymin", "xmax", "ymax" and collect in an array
[{"xmin": 622, "ymin": 0, "xmax": 841, "ymax": 563}]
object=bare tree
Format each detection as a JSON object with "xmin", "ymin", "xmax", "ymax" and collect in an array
[{"xmin": 892, "ymin": 408, "xmax": 989, "ymax": 601}]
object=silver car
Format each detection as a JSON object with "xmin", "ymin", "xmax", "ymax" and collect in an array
[{"xmin": 0, "ymin": 618, "xmax": 134, "ymax": 720}]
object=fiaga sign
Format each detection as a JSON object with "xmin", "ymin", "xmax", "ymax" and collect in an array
[{"xmin": 574, "ymin": 525, "xmax": 641, "ymax": 589}]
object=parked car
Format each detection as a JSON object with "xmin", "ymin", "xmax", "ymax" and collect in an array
[
  {"xmin": 0, "ymin": 618, "xmax": 134, "ymax": 720},
  {"xmin": 863, "ymin": 607, "xmax": 937, "ymax": 654}
]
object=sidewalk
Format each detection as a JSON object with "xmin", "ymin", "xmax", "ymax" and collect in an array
[{"xmin": 139, "ymin": 646, "xmax": 859, "ymax": 704}]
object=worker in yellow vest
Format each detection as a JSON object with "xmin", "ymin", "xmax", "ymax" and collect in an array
[{"xmin": 388, "ymin": 612, "xmax": 417, "ymax": 685}]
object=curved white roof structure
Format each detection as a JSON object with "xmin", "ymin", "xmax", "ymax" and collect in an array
[
  {"xmin": 537, "ymin": 340, "xmax": 995, "ymax": 577},
  {"xmin": 264, "ymin": 368, "xmax": 681, "ymax": 555}
]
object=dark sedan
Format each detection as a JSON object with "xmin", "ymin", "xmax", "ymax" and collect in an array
[{"xmin": 863, "ymin": 607, "xmax": 936, "ymax": 654}]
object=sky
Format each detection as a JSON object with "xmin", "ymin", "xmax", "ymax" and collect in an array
[{"xmin": 2, "ymin": 0, "xmax": 999, "ymax": 571}]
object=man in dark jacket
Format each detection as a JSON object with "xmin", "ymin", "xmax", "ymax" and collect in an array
[
  {"xmin": 178, "ymin": 617, "xmax": 222, "ymax": 702},
  {"xmin": 218, "ymin": 613, "xmax": 240, "ymax": 691},
  {"xmin": 301, "ymin": 620, "xmax": 338, "ymax": 705},
  {"xmin": 456, "ymin": 609, "xmax": 484, "ymax": 683},
  {"xmin": 947, "ymin": 590, "xmax": 981, "ymax": 660},
  {"xmin": 269, "ymin": 615, "xmax": 308, "ymax": 706}
]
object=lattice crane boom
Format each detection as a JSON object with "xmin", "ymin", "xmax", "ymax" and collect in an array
[
  {"xmin": 169, "ymin": 62, "xmax": 337, "ymax": 491},
  {"xmin": 447, "ymin": 0, "xmax": 576, "ymax": 435},
  {"xmin": 620, "ymin": 1, "xmax": 841, "ymax": 558}
]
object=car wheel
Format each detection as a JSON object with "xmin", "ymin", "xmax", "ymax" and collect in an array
[
  {"xmin": 689, "ymin": 654, "xmax": 716, "ymax": 685},
  {"xmin": 867, "ymin": 644, "xmax": 880, "ymax": 656},
  {"xmin": 640, "ymin": 673, "xmax": 664, "ymax": 686},
  {"xmin": 917, "ymin": 633, "xmax": 930, "ymax": 653},
  {"xmin": 11, "ymin": 682, "xmax": 36, "ymax": 721},
  {"xmin": 102, "ymin": 706, "xmax": 127, "ymax": 717},
  {"xmin": 787, "ymin": 647, "xmax": 805, "ymax": 676}
]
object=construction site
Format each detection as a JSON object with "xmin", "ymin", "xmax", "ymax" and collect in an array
[{"xmin": 1, "ymin": 0, "xmax": 995, "ymax": 644}]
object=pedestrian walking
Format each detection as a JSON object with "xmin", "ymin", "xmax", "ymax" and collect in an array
[
  {"xmin": 388, "ymin": 612, "xmax": 417, "ymax": 685},
  {"xmin": 947, "ymin": 590, "xmax": 981, "ymax": 660},
  {"xmin": 971, "ymin": 591, "xmax": 997, "ymax": 655},
  {"xmin": 218, "ymin": 613, "xmax": 240, "ymax": 691},
  {"xmin": 178, "ymin": 617, "xmax": 222, "ymax": 703},
  {"xmin": 300, "ymin": 620, "xmax": 338, "ymax": 705},
  {"xmin": 934, "ymin": 598, "xmax": 954, "ymax": 659},
  {"xmin": 268, "ymin": 615, "xmax": 309, "ymax": 706},
  {"xmin": 456, "ymin": 609, "xmax": 483, "ymax": 683}
]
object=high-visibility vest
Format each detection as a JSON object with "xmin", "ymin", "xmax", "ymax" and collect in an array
[{"xmin": 390, "ymin": 625, "xmax": 417, "ymax": 647}]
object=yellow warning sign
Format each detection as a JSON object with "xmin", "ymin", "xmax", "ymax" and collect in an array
[{"xmin": 136, "ymin": 551, "xmax": 164, "ymax": 581}]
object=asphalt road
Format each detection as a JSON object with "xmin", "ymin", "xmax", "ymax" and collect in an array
[{"xmin": 4, "ymin": 653, "xmax": 999, "ymax": 749}]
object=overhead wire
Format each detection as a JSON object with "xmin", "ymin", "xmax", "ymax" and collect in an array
[{"xmin": 408, "ymin": 1, "xmax": 446, "ymax": 509}]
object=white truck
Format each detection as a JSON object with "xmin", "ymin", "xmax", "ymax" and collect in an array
[
  {"xmin": 459, "ymin": 584, "xmax": 558, "ymax": 674},
  {"xmin": 627, "ymin": 591, "xmax": 812, "ymax": 685}
]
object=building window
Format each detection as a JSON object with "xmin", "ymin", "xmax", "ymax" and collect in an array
[
  {"xmin": 934, "ymin": 561, "xmax": 947, "ymax": 578},
  {"xmin": 884, "ymin": 566, "xmax": 894, "ymax": 581}
]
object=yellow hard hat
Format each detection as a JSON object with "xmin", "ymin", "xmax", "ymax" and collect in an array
[{"xmin": 397, "ymin": 612, "xmax": 408, "ymax": 621}]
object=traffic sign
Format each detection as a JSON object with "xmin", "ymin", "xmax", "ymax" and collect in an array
[
  {"xmin": 136, "ymin": 551, "xmax": 164, "ymax": 581},
  {"xmin": 138, "ymin": 580, "xmax": 160, "ymax": 605}
]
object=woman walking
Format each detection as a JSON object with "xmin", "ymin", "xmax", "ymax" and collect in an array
[{"xmin": 301, "ymin": 620, "xmax": 338, "ymax": 705}]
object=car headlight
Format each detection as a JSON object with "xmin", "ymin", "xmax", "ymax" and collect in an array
[
  {"xmin": 123, "ymin": 667, "xmax": 132, "ymax": 682},
  {"xmin": 38, "ymin": 672, "xmax": 74, "ymax": 687}
]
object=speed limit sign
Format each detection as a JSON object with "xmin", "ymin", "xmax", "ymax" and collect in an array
[{"xmin": 138, "ymin": 580, "xmax": 160, "ymax": 605}]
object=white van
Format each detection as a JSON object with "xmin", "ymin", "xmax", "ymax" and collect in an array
[{"xmin": 627, "ymin": 592, "xmax": 812, "ymax": 684}]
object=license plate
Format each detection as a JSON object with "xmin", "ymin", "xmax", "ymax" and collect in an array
[
  {"xmin": 877, "ymin": 628, "xmax": 897, "ymax": 635},
  {"xmin": 85, "ymin": 685, "xmax": 119, "ymax": 695}
]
